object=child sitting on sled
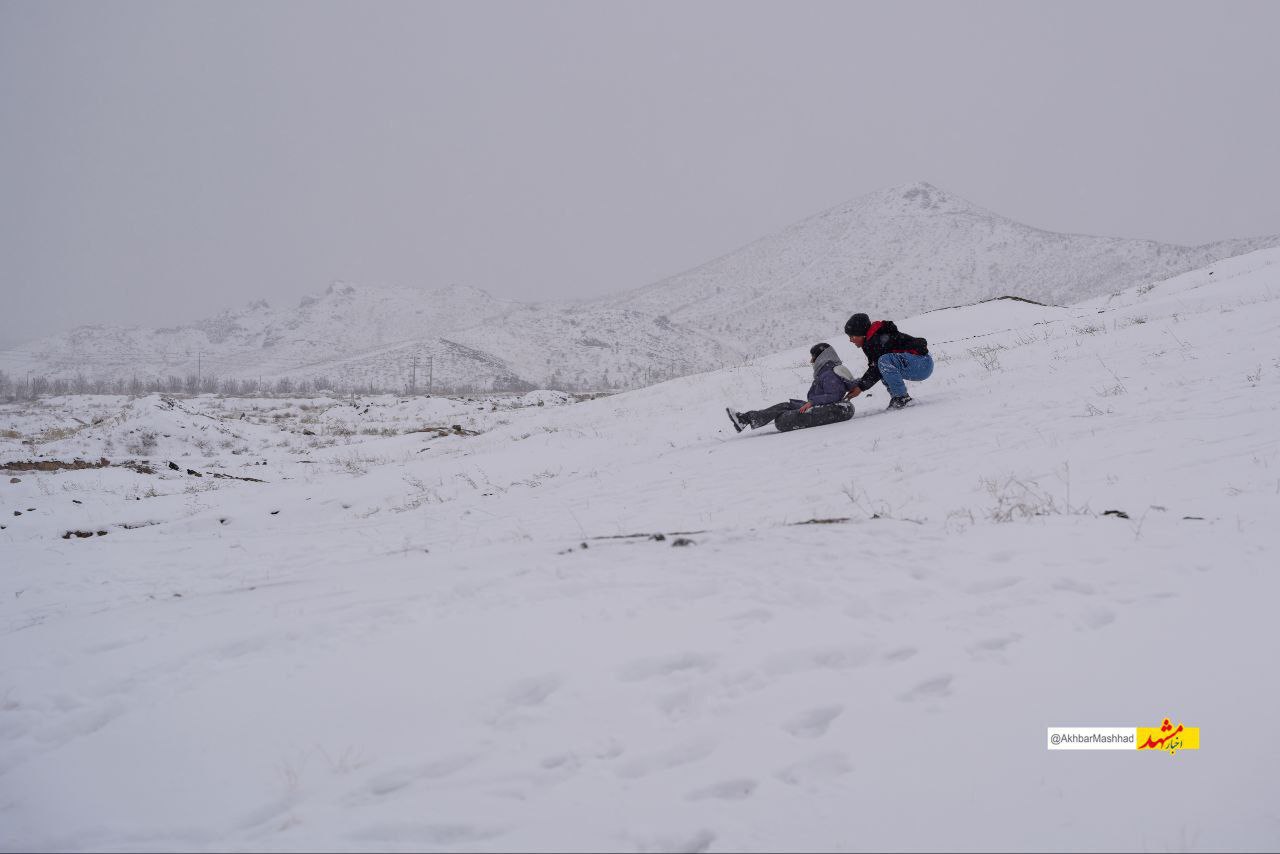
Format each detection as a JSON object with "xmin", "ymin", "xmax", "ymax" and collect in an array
[{"xmin": 726, "ymin": 342, "xmax": 858, "ymax": 432}]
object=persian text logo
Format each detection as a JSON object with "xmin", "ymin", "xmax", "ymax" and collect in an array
[
  {"xmin": 1136, "ymin": 718, "xmax": 1199, "ymax": 754},
  {"xmin": 1047, "ymin": 718, "xmax": 1199, "ymax": 753}
]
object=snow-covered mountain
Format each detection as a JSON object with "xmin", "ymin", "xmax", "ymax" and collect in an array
[
  {"xmin": 1, "ymin": 281, "xmax": 526, "ymax": 393},
  {"xmin": 0, "ymin": 281, "xmax": 739, "ymax": 395},
  {"xmin": 609, "ymin": 181, "xmax": 1280, "ymax": 355},
  {"xmin": 4, "ymin": 182, "xmax": 1276, "ymax": 393},
  {"xmin": 4, "ymin": 248, "xmax": 1279, "ymax": 850}
]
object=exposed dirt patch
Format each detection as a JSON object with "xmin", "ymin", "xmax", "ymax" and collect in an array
[{"xmin": 1, "ymin": 458, "xmax": 157, "ymax": 475}]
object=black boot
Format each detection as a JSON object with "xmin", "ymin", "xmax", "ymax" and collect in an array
[
  {"xmin": 726, "ymin": 408, "xmax": 746, "ymax": 432},
  {"xmin": 887, "ymin": 395, "xmax": 913, "ymax": 410}
]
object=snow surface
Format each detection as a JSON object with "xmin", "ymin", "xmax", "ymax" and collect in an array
[{"xmin": 2, "ymin": 250, "xmax": 1279, "ymax": 851}]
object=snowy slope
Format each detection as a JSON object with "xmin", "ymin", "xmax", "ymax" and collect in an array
[
  {"xmin": 3, "ymin": 249, "xmax": 1278, "ymax": 851},
  {"xmin": 5, "ymin": 182, "xmax": 1275, "ymax": 395}
]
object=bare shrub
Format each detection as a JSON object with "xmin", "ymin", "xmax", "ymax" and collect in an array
[
  {"xmin": 125, "ymin": 431, "xmax": 159, "ymax": 456},
  {"xmin": 967, "ymin": 345, "xmax": 1005, "ymax": 372},
  {"xmin": 334, "ymin": 453, "xmax": 388, "ymax": 475},
  {"xmin": 981, "ymin": 475, "xmax": 1061, "ymax": 522}
]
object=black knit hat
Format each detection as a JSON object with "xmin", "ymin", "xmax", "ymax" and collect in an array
[
  {"xmin": 844, "ymin": 313, "xmax": 871, "ymax": 336},
  {"xmin": 809, "ymin": 342, "xmax": 831, "ymax": 361}
]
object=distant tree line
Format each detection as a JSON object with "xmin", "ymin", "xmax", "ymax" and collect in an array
[
  {"xmin": 0, "ymin": 369, "xmax": 567, "ymax": 401},
  {"xmin": 0, "ymin": 369, "xmax": 390, "ymax": 401}
]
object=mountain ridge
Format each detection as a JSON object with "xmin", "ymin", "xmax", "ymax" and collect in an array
[{"xmin": 3, "ymin": 181, "xmax": 1277, "ymax": 393}]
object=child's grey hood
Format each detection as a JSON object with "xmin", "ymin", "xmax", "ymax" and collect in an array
[{"xmin": 811, "ymin": 346, "xmax": 842, "ymax": 378}]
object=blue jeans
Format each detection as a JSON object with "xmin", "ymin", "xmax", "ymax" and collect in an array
[{"xmin": 877, "ymin": 353, "xmax": 934, "ymax": 398}]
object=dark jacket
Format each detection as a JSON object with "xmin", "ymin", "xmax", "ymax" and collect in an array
[
  {"xmin": 807, "ymin": 346, "xmax": 859, "ymax": 405},
  {"xmin": 855, "ymin": 321, "xmax": 929, "ymax": 391}
]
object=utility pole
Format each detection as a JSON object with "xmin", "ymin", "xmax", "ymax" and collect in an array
[
  {"xmin": 427, "ymin": 355, "xmax": 433, "ymax": 396},
  {"xmin": 410, "ymin": 354, "xmax": 417, "ymax": 395}
]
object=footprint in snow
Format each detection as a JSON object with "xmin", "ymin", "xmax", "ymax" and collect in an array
[
  {"xmin": 1052, "ymin": 578, "xmax": 1096, "ymax": 596},
  {"xmin": 967, "ymin": 635, "xmax": 1022, "ymax": 658},
  {"xmin": 539, "ymin": 752, "xmax": 582, "ymax": 771},
  {"xmin": 615, "ymin": 739, "xmax": 716, "ymax": 779},
  {"xmin": 965, "ymin": 576, "xmax": 1023, "ymax": 595},
  {"xmin": 1077, "ymin": 607, "xmax": 1116, "ymax": 630},
  {"xmin": 726, "ymin": 608, "xmax": 774, "ymax": 628},
  {"xmin": 782, "ymin": 705, "xmax": 844, "ymax": 739},
  {"xmin": 617, "ymin": 652, "xmax": 716, "ymax": 683},
  {"xmin": 685, "ymin": 778, "xmax": 757, "ymax": 801},
  {"xmin": 763, "ymin": 643, "xmax": 873, "ymax": 676},
  {"xmin": 633, "ymin": 829, "xmax": 717, "ymax": 854},
  {"xmin": 881, "ymin": 646, "xmax": 918, "ymax": 663},
  {"xmin": 656, "ymin": 687, "xmax": 703, "ymax": 721},
  {"xmin": 345, "ymin": 821, "xmax": 506, "ymax": 846},
  {"xmin": 365, "ymin": 752, "xmax": 480, "ymax": 796},
  {"xmin": 488, "ymin": 674, "xmax": 562, "ymax": 727},
  {"xmin": 502, "ymin": 674, "xmax": 562, "ymax": 708},
  {"xmin": 81, "ymin": 634, "xmax": 148, "ymax": 656},
  {"xmin": 898, "ymin": 675, "xmax": 954, "ymax": 702},
  {"xmin": 775, "ymin": 752, "xmax": 853, "ymax": 789}
]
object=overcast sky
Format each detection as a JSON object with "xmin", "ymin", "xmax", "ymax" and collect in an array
[{"xmin": 2, "ymin": 0, "xmax": 1278, "ymax": 347}]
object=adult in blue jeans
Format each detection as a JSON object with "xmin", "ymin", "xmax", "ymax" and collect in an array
[{"xmin": 843, "ymin": 313, "xmax": 934, "ymax": 409}]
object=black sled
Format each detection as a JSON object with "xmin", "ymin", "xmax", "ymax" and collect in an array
[{"xmin": 774, "ymin": 401, "xmax": 854, "ymax": 432}]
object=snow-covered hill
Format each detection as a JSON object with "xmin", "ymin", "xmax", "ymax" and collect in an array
[
  {"xmin": 611, "ymin": 181, "xmax": 1280, "ymax": 355},
  {"xmin": 0, "ymin": 281, "xmax": 523, "ymax": 393},
  {"xmin": 3, "ymin": 248, "xmax": 1278, "ymax": 850},
  {"xmin": 3, "ymin": 182, "xmax": 1276, "ymax": 394}
]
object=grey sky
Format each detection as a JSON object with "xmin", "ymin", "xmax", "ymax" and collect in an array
[{"xmin": 2, "ymin": 0, "xmax": 1278, "ymax": 347}]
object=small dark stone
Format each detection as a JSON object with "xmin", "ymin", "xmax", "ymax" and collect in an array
[
  {"xmin": 95, "ymin": 530, "xmax": 107, "ymax": 536},
  {"xmin": 12, "ymin": 511, "xmax": 20, "ymax": 517},
  {"xmin": 1102, "ymin": 509, "xmax": 1130, "ymax": 519},
  {"xmin": 186, "ymin": 469, "xmax": 201, "ymax": 477},
  {"xmin": 270, "ymin": 510, "xmax": 280, "ymax": 515},
  {"xmin": 671, "ymin": 537, "xmax": 696, "ymax": 547},
  {"xmin": 168, "ymin": 462, "xmax": 179, "ymax": 471},
  {"xmin": 8, "ymin": 478, "xmax": 18, "ymax": 484},
  {"xmin": 72, "ymin": 499, "xmax": 82, "ymax": 504},
  {"xmin": 219, "ymin": 518, "xmax": 229, "ymax": 525},
  {"xmin": 580, "ymin": 542, "xmax": 588, "ymax": 549},
  {"xmin": 650, "ymin": 533, "xmax": 666, "ymax": 541}
]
